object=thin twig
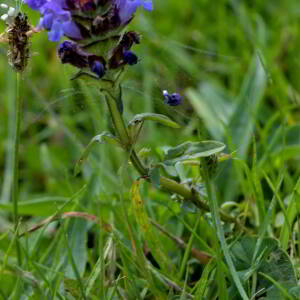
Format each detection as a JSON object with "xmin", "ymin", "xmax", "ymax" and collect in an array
[{"xmin": 150, "ymin": 219, "xmax": 212, "ymax": 264}]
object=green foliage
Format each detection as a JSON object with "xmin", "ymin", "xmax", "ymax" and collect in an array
[
  {"xmin": 1, "ymin": 0, "xmax": 300, "ymax": 299},
  {"xmin": 230, "ymin": 236, "xmax": 297, "ymax": 300}
]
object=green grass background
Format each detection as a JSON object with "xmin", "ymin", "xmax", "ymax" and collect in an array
[{"xmin": 1, "ymin": 0, "xmax": 300, "ymax": 299}]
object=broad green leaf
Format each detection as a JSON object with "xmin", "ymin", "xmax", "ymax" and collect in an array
[
  {"xmin": 289, "ymin": 286, "xmax": 300, "ymax": 298},
  {"xmin": 231, "ymin": 236, "xmax": 277, "ymax": 272},
  {"xmin": 224, "ymin": 53, "xmax": 267, "ymax": 202},
  {"xmin": 164, "ymin": 141, "xmax": 225, "ymax": 165},
  {"xmin": 259, "ymin": 248, "xmax": 296, "ymax": 300},
  {"xmin": 186, "ymin": 83, "xmax": 235, "ymax": 140},
  {"xmin": 229, "ymin": 53, "xmax": 267, "ymax": 158},
  {"xmin": 229, "ymin": 236, "xmax": 297, "ymax": 300},
  {"xmin": 128, "ymin": 113, "xmax": 180, "ymax": 129},
  {"xmin": 74, "ymin": 132, "xmax": 121, "ymax": 175},
  {"xmin": 65, "ymin": 219, "xmax": 88, "ymax": 279}
]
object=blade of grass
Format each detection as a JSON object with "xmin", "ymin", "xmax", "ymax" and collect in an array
[
  {"xmin": 280, "ymin": 176, "xmax": 300, "ymax": 249},
  {"xmin": 202, "ymin": 164, "xmax": 249, "ymax": 300},
  {"xmin": 264, "ymin": 171, "xmax": 294, "ymax": 251},
  {"xmin": 252, "ymin": 136, "xmax": 265, "ymax": 224},
  {"xmin": 193, "ymin": 259, "xmax": 216, "ymax": 298},
  {"xmin": 179, "ymin": 218, "xmax": 200, "ymax": 279},
  {"xmin": 63, "ymin": 230, "xmax": 87, "ymax": 300},
  {"xmin": 252, "ymin": 171, "xmax": 284, "ymax": 262}
]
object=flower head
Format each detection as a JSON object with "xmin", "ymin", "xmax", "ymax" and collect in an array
[
  {"xmin": 24, "ymin": 0, "xmax": 152, "ymax": 86},
  {"xmin": 24, "ymin": 0, "xmax": 153, "ymax": 41}
]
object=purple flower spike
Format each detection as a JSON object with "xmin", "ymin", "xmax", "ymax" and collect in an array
[
  {"xmin": 163, "ymin": 90, "xmax": 182, "ymax": 106},
  {"xmin": 123, "ymin": 50, "xmax": 138, "ymax": 65},
  {"xmin": 24, "ymin": 0, "xmax": 82, "ymax": 41}
]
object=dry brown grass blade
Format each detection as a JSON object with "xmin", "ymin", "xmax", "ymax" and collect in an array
[
  {"xmin": 150, "ymin": 219, "xmax": 212, "ymax": 264},
  {"xmin": 19, "ymin": 211, "xmax": 112, "ymax": 237}
]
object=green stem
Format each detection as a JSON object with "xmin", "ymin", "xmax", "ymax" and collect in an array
[
  {"xmin": 105, "ymin": 93, "xmax": 148, "ymax": 176},
  {"xmin": 105, "ymin": 92, "xmax": 246, "ymax": 230},
  {"xmin": 12, "ymin": 73, "xmax": 22, "ymax": 265},
  {"xmin": 105, "ymin": 94, "xmax": 130, "ymax": 148},
  {"xmin": 130, "ymin": 149, "xmax": 148, "ymax": 176}
]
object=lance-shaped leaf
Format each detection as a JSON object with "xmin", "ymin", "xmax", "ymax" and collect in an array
[
  {"xmin": 128, "ymin": 113, "xmax": 180, "ymax": 144},
  {"xmin": 74, "ymin": 132, "xmax": 121, "ymax": 175},
  {"xmin": 128, "ymin": 113, "xmax": 180, "ymax": 129},
  {"xmin": 164, "ymin": 140, "xmax": 225, "ymax": 165}
]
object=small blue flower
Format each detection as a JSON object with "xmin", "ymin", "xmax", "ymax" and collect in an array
[
  {"xmin": 91, "ymin": 61, "xmax": 105, "ymax": 78},
  {"xmin": 163, "ymin": 90, "xmax": 182, "ymax": 106},
  {"xmin": 123, "ymin": 50, "xmax": 138, "ymax": 65}
]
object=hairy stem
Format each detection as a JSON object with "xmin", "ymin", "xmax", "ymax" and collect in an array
[{"xmin": 12, "ymin": 73, "xmax": 22, "ymax": 265}]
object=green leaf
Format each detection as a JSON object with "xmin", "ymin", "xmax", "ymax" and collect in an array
[
  {"xmin": 164, "ymin": 141, "xmax": 225, "ymax": 165},
  {"xmin": 229, "ymin": 53, "xmax": 267, "ymax": 158},
  {"xmin": 128, "ymin": 113, "xmax": 180, "ymax": 129},
  {"xmin": 270, "ymin": 125, "xmax": 300, "ymax": 160},
  {"xmin": 194, "ymin": 259, "xmax": 216, "ymax": 298},
  {"xmin": 230, "ymin": 236, "xmax": 297, "ymax": 300},
  {"xmin": 65, "ymin": 219, "xmax": 88, "ymax": 279},
  {"xmin": 289, "ymin": 286, "xmax": 300, "ymax": 298},
  {"xmin": 74, "ymin": 132, "xmax": 121, "ymax": 175},
  {"xmin": 224, "ymin": 53, "xmax": 267, "ymax": 202},
  {"xmin": 186, "ymin": 83, "xmax": 235, "ymax": 140},
  {"xmin": 259, "ymin": 248, "xmax": 296, "ymax": 300},
  {"xmin": 231, "ymin": 236, "xmax": 277, "ymax": 272},
  {"xmin": 204, "ymin": 176, "xmax": 249, "ymax": 300}
]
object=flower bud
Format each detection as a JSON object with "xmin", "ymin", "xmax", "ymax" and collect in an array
[{"xmin": 163, "ymin": 90, "xmax": 183, "ymax": 106}]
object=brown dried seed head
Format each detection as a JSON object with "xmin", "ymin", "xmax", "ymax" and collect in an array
[{"xmin": 7, "ymin": 12, "xmax": 31, "ymax": 72}]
